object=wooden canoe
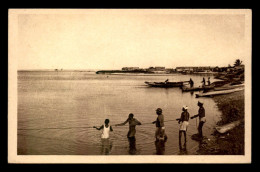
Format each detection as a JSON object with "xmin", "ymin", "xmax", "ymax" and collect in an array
[
  {"xmin": 215, "ymin": 120, "xmax": 241, "ymax": 134},
  {"xmin": 182, "ymin": 85, "xmax": 214, "ymax": 92},
  {"xmin": 145, "ymin": 81, "xmax": 189, "ymax": 88},
  {"xmin": 195, "ymin": 88, "xmax": 244, "ymax": 97},
  {"xmin": 214, "ymin": 84, "xmax": 244, "ymax": 91}
]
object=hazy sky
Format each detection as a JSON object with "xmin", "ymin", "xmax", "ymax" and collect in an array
[{"xmin": 16, "ymin": 10, "xmax": 247, "ymax": 70}]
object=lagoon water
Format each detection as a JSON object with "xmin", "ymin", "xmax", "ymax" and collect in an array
[{"xmin": 18, "ymin": 71, "xmax": 221, "ymax": 155}]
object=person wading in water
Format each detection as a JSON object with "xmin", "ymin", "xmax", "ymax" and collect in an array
[
  {"xmin": 115, "ymin": 113, "xmax": 141, "ymax": 140},
  {"xmin": 191, "ymin": 101, "xmax": 206, "ymax": 138},
  {"xmin": 93, "ymin": 119, "xmax": 113, "ymax": 154},
  {"xmin": 176, "ymin": 106, "xmax": 190, "ymax": 149},
  {"xmin": 116, "ymin": 113, "xmax": 141, "ymax": 154},
  {"xmin": 152, "ymin": 108, "xmax": 167, "ymax": 141},
  {"xmin": 93, "ymin": 119, "xmax": 113, "ymax": 139}
]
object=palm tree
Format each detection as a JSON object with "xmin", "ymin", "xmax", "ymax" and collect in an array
[{"xmin": 234, "ymin": 59, "xmax": 243, "ymax": 67}]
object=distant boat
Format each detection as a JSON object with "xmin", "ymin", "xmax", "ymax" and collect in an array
[
  {"xmin": 182, "ymin": 85, "xmax": 214, "ymax": 92},
  {"xmin": 144, "ymin": 81, "xmax": 189, "ymax": 88}
]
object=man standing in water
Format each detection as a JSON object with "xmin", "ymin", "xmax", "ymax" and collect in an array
[
  {"xmin": 152, "ymin": 108, "xmax": 167, "ymax": 141},
  {"xmin": 115, "ymin": 113, "xmax": 141, "ymax": 140},
  {"xmin": 191, "ymin": 101, "xmax": 206, "ymax": 138},
  {"xmin": 116, "ymin": 113, "xmax": 141, "ymax": 154},
  {"xmin": 189, "ymin": 78, "xmax": 194, "ymax": 88},
  {"xmin": 93, "ymin": 119, "xmax": 113, "ymax": 139},
  {"xmin": 177, "ymin": 106, "xmax": 190, "ymax": 147},
  {"xmin": 93, "ymin": 119, "xmax": 113, "ymax": 155}
]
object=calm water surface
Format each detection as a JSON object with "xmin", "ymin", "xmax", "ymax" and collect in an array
[{"xmin": 18, "ymin": 71, "xmax": 221, "ymax": 155}]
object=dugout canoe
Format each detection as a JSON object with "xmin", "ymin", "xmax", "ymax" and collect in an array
[
  {"xmin": 214, "ymin": 84, "xmax": 244, "ymax": 91},
  {"xmin": 195, "ymin": 88, "xmax": 244, "ymax": 98},
  {"xmin": 145, "ymin": 81, "xmax": 189, "ymax": 88},
  {"xmin": 215, "ymin": 120, "xmax": 241, "ymax": 134},
  {"xmin": 182, "ymin": 85, "xmax": 214, "ymax": 92}
]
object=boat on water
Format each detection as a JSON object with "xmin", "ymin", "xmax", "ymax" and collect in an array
[
  {"xmin": 182, "ymin": 85, "xmax": 215, "ymax": 92},
  {"xmin": 144, "ymin": 81, "xmax": 189, "ymax": 88},
  {"xmin": 195, "ymin": 87, "xmax": 244, "ymax": 98}
]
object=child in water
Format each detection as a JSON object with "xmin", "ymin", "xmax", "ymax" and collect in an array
[{"xmin": 93, "ymin": 119, "xmax": 113, "ymax": 139}]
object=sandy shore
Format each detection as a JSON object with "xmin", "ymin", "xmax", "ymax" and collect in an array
[{"xmin": 197, "ymin": 90, "xmax": 245, "ymax": 155}]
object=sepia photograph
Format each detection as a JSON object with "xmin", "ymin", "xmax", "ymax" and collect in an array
[{"xmin": 8, "ymin": 9, "xmax": 251, "ymax": 163}]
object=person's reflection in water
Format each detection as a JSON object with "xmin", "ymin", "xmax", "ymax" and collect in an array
[
  {"xmin": 128, "ymin": 136, "xmax": 137, "ymax": 155},
  {"xmin": 178, "ymin": 131, "xmax": 188, "ymax": 155},
  {"xmin": 179, "ymin": 139, "xmax": 187, "ymax": 150},
  {"xmin": 154, "ymin": 140, "xmax": 166, "ymax": 155},
  {"xmin": 178, "ymin": 143, "xmax": 188, "ymax": 155},
  {"xmin": 101, "ymin": 138, "xmax": 113, "ymax": 155}
]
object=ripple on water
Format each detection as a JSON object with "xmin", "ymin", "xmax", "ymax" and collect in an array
[{"xmin": 18, "ymin": 72, "xmax": 222, "ymax": 155}]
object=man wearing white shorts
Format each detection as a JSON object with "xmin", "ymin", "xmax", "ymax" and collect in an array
[{"xmin": 178, "ymin": 106, "xmax": 190, "ymax": 146}]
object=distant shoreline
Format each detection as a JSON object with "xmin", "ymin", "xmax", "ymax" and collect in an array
[
  {"xmin": 17, "ymin": 69, "xmax": 98, "ymax": 72},
  {"xmin": 17, "ymin": 69, "xmax": 218, "ymax": 76}
]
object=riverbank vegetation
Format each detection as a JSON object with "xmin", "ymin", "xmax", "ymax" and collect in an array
[{"xmin": 197, "ymin": 90, "xmax": 244, "ymax": 155}]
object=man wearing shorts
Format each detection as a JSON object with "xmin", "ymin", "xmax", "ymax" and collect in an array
[
  {"xmin": 191, "ymin": 101, "xmax": 206, "ymax": 138},
  {"xmin": 153, "ymin": 108, "xmax": 167, "ymax": 141},
  {"xmin": 178, "ymin": 106, "xmax": 190, "ymax": 145}
]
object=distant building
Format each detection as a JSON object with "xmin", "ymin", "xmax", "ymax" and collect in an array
[
  {"xmin": 147, "ymin": 67, "xmax": 155, "ymax": 72},
  {"xmin": 165, "ymin": 68, "xmax": 175, "ymax": 73},
  {"xmin": 212, "ymin": 66, "xmax": 220, "ymax": 72},
  {"xmin": 176, "ymin": 66, "xmax": 215, "ymax": 72},
  {"xmin": 154, "ymin": 66, "xmax": 165, "ymax": 71},
  {"xmin": 176, "ymin": 67, "xmax": 194, "ymax": 72},
  {"xmin": 218, "ymin": 67, "xmax": 228, "ymax": 72},
  {"xmin": 122, "ymin": 67, "xmax": 140, "ymax": 71}
]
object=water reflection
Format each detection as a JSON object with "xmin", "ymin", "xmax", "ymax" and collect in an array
[
  {"xmin": 128, "ymin": 137, "xmax": 137, "ymax": 155},
  {"xmin": 154, "ymin": 140, "xmax": 166, "ymax": 155},
  {"xmin": 18, "ymin": 71, "xmax": 221, "ymax": 155},
  {"xmin": 179, "ymin": 131, "xmax": 188, "ymax": 155},
  {"xmin": 178, "ymin": 145, "xmax": 188, "ymax": 155},
  {"xmin": 101, "ymin": 138, "xmax": 112, "ymax": 155}
]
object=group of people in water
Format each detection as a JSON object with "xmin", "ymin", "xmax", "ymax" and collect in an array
[{"xmin": 93, "ymin": 101, "xmax": 206, "ymax": 152}]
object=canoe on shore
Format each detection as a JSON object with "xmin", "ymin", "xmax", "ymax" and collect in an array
[
  {"xmin": 145, "ymin": 81, "xmax": 189, "ymax": 88},
  {"xmin": 215, "ymin": 120, "xmax": 241, "ymax": 134},
  {"xmin": 195, "ymin": 88, "xmax": 244, "ymax": 98},
  {"xmin": 214, "ymin": 84, "xmax": 244, "ymax": 91},
  {"xmin": 211, "ymin": 80, "xmax": 230, "ymax": 87},
  {"xmin": 182, "ymin": 85, "xmax": 214, "ymax": 92}
]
